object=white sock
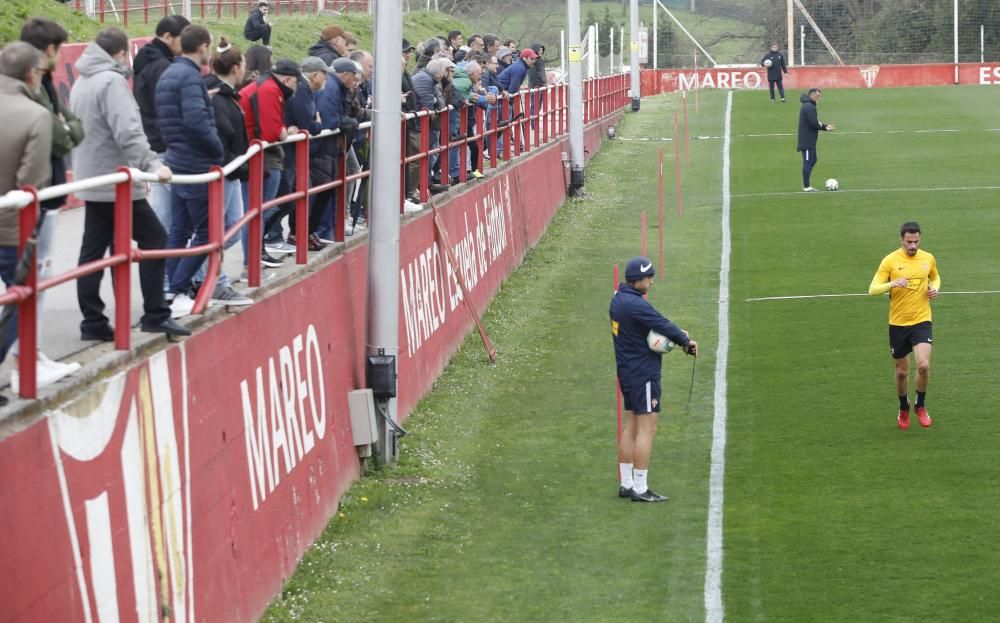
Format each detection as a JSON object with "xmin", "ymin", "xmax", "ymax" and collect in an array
[
  {"xmin": 633, "ymin": 469, "xmax": 648, "ymax": 494},
  {"xmin": 619, "ymin": 463, "xmax": 634, "ymax": 489}
]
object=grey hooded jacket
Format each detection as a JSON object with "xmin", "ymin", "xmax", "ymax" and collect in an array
[{"xmin": 69, "ymin": 42, "xmax": 163, "ymax": 202}]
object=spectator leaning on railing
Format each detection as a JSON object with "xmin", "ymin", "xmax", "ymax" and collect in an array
[
  {"xmin": 69, "ymin": 28, "xmax": 190, "ymax": 341},
  {"xmin": 133, "ymin": 15, "xmax": 191, "ymax": 242},
  {"xmin": 155, "ymin": 24, "xmax": 226, "ymax": 314},
  {"xmin": 308, "ymin": 25, "xmax": 347, "ymax": 67},
  {"xmin": 412, "ymin": 56, "xmax": 453, "ymax": 189},
  {"xmin": 314, "ymin": 57, "xmax": 361, "ymax": 240},
  {"xmin": 0, "ymin": 42, "xmax": 66, "ymax": 403},
  {"xmin": 238, "ymin": 58, "xmax": 300, "ymax": 270},
  {"xmin": 199, "ymin": 37, "xmax": 254, "ymax": 306},
  {"xmin": 348, "ymin": 50, "xmax": 374, "ymax": 226},
  {"xmin": 401, "ymin": 39, "xmax": 422, "ymax": 209},
  {"xmin": 17, "ymin": 18, "xmax": 85, "ymax": 387}
]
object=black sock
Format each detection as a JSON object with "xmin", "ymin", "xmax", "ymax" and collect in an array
[
  {"xmin": 899, "ymin": 395, "xmax": 910, "ymax": 411},
  {"xmin": 916, "ymin": 391, "xmax": 926, "ymax": 408}
]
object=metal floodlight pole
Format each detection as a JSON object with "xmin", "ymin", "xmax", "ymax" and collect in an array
[
  {"xmin": 630, "ymin": 0, "xmax": 640, "ymax": 111},
  {"xmin": 567, "ymin": 0, "xmax": 585, "ymax": 194},
  {"xmin": 800, "ymin": 23, "xmax": 805, "ymax": 66},
  {"xmin": 368, "ymin": 0, "xmax": 403, "ymax": 464},
  {"xmin": 953, "ymin": 0, "xmax": 959, "ymax": 83},
  {"xmin": 653, "ymin": 1, "xmax": 658, "ymax": 71},
  {"xmin": 787, "ymin": 0, "xmax": 794, "ymax": 67}
]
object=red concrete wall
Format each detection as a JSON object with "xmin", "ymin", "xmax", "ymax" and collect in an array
[
  {"xmin": 641, "ymin": 62, "xmax": 1000, "ymax": 95},
  {"xmin": 0, "ymin": 114, "xmax": 621, "ymax": 623}
]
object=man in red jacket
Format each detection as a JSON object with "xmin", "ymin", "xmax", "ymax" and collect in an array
[{"xmin": 238, "ymin": 59, "xmax": 299, "ymax": 268}]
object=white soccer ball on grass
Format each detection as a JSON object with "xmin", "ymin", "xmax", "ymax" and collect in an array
[
  {"xmin": 647, "ymin": 330, "xmax": 675, "ymax": 354},
  {"xmin": 825, "ymin": 178, "xmax": 839, "ymax": 191}
]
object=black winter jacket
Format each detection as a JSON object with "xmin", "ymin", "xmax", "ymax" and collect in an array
[
  {"xmin": 204, "ymin": 74, "xmax": 249, "ymax": 180},
  {"xmin": 609, "ymin": 283, "xmax": 691, "ymax": 388},
  {"xmin": 243, "ymin": 9, "xmax": 271, "ymax": 42},
  {"xmin": 797, "ymin": 92, "xmax": 828, "ymax": 152},
  {"xmin": 133, "ymin": 38, "xmax": 174, "ymax": 153},
  {"xmin": 527, "ymin": 43, "xmax": 547, "ymax": 88},
  {"xmin": 308, "ymin": 40, "xmax": 340, "ymax": 66},
  {"xmin": 760, "ymin": 50, "xmax": 788, "ymax": 82}
]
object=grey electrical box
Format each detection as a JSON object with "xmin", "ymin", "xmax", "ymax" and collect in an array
[{"xmin": 348, "ymin": 389, "xmax": 379, "ymax": 448}]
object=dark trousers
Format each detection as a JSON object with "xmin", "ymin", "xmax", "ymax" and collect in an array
[
  {"xmin": 78, "ymin": 199, "xmax": 170, "ymax": 332},
  {"xmin": 405, "ymin": 127, "xmax": 421, "ymax": 198},
  {"xmin": 0, "ymin": 246, "xmax": 19, "ymax": 364},
  {"xmin": 166, "ymin": 184, "xmax": 209, "ymax": 295},
  {"xmin": 769, "ymin": 79, "xmax": 785, "ymax": 100},
  {"xmin": 801, "ymin": 147, "xmax": 818, "ymax": 187}
]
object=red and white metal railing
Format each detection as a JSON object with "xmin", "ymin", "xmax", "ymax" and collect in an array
[{"xmin": 0, "ymin": 74, "xmax": 627, "ymax": 399}]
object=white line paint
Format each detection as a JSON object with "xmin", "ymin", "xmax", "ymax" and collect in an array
[
  {"xmin": 704, "ymin": 89, "xmax": 732, "ymax": 623},
  {"xmin": 732, "ymin": 185, "xmax": 1000, "ymax": 198},
  {"xmin": 746, "ymin": 290, "xmax": 1000, "ymax": 302}
]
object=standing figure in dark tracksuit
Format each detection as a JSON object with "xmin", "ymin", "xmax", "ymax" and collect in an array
[
  {"xmin": 610, "ymin": 257, "xmax": 698, "ymax": 503},
  {"xmin": 761, "ymin": 42, "xmax": 788, "ymax": 103},
  {"xmin": 797, "ymin": 87, "xmax": 835, "ymax": 192}
]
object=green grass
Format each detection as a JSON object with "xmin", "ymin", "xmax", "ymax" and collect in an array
[
  {"xmin": 725, "ymin": 85, "xmax": 1000, "ymax": 621},
  {"xmin": 263, "ymin": 94, "xmax": 731, "ymax": 621},
  {"xmin": 1, "ymin": 1, "xmax": 467, "ymax": 67},
  {"xmin": 264, "ymin": 85, "xmax": 1000, "ymax": 621}
]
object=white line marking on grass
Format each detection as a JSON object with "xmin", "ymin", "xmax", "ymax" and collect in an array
[
  {"xmin": 746, "ymin": 290, "xmax": 1000, "ymax": 302},
  {"xmin": 732, "ymin": 185, "xmax": 1000, "ymax": 198},
  {"xmin": 704, "ymin": 90, "xmax": 732, "ymax": 623}
]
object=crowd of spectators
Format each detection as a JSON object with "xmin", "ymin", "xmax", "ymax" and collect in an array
[{"xmin": 0, "ymin": 8, "xmax": 552, "ymax": 401}]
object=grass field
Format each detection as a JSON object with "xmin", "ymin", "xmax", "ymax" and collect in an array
[{"xmin": 264, "ymin": 86, "xmax": 1000, "ymax": 621}]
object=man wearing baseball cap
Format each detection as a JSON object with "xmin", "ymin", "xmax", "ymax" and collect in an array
[{"xmin": 609, "ymin": 256, "xmax": 698, "ymax": 502}]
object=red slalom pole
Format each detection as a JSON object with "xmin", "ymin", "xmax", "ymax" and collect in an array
[
  {"xmin": 683, "ymin": 92, "xmax": 690, "ymax": 166},
  {"xmin": 658, "ymin": 147, "xmax": 664, "ymax": 275},
  {"xmin": 674, "ymin": 112, "xmax": 682, "ymax": 218},
  {"xmin": 641, "ymin": 210, "xmax": 647, "ymax": 256},
  {"xmin": 613, "ymin": 264, "xmax": 623, "ymax": 482}
]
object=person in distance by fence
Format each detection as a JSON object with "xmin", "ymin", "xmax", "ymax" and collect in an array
[
  {"xmin": 609, "ymin": 257, "xmax": 697, "ymax": 502},
  {"xmin": 868, "ymin": 222, "xmax": 940, "ymax": 431},
  {"xmin": 797, "ymin": 87, "xmax": 835, "ymax": 192},
  {"xmin": 244, "ymin": 0, "xmax": 273, "ymax": 48},
  {"xmin": 760, "ymin": 42, "xmax": 788, "ymax": 103},
  {"xmin": 69, "ymin": 29, "xmax": 190, "ymax": 341}
]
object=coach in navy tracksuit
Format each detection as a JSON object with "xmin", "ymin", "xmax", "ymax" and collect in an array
[
  {"xmin": 797, "ymin": 87, "xmax": 835, "ymax": 192},
  {"xmin": 610, "ymin": 257, "xmax": 697, "ymax": 503},
  {"xmin": 760, "ymin": 43, "xmax": 788, "ymax": 103}
]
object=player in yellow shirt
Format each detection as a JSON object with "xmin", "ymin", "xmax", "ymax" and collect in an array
[{"xmin": 869, "ymin": 221, "xmax": 940, "ymax": 430}]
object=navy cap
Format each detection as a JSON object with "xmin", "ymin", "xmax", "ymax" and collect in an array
[{"xmin": 625, "ymin": 256, "xmax": 656, "ymax": 281}]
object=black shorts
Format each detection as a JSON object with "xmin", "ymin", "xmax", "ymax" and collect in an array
[
  {"xmin": 621, "ymin": 379, "xmax": 662, "ymax": 415},
  {"xmin": 889, "ymin": 321, "xmax": 932, "ymax": 359}
]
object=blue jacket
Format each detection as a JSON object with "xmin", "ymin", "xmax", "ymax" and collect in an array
[
  {"xmin": 497, "ymin": 59, "xmax": 529, "ymax": 93},
  {"xmin": 411, "ymin": 69, "xmax": 442, "ymax": 110},
  {"xmin": 155, "ymin": 57, "xmax": 224, "ymax": 173},
  {"xmin": 609, "ymin": 283, "xmax": 690, "ymax": 387},
  {"xmin": 284, "ymin": 79, "xmax": 322, "ymax": 160},
  {"xmin": 797, "ymin": 92, "xmax": 828, "ymax": 152},
  {"xmin": 316, "ymin": 74, "xmax": 348, "ymax": 132}
]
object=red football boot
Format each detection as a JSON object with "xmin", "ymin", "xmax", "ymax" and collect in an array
[
  {"xmin": 897, "ymin": 409, "xmax": 910, "ymax": 430},
  {"xmin": 916, "ymin": 406, "xmax": 932, "ymax": 428}
]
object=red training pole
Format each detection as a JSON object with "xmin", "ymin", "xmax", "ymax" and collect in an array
[
  {"xmin": 113, "ymin": 168, "xmax": 133, "ymax": 350},
  {"xmin": 658, "ymin": 147, "xmax": 664, "ymax": 275},
  {"xmin": 683, "ymin": 91, "xmax": 690, "ymax": 166},
  {"xmin": 613, "ymin": 264, "xmax": 623, "ymax": 482},
  {"xmin": 641, "ymin": 210, "xmax": 647, "ymax": 257},
  {"xmin": 674, "ymin": 112, "xmax": 682, "ymax": 218}
]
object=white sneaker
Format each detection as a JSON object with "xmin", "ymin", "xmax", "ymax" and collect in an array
[
  {"xmin": 403, "ymin": 200, "xmax": 423, "ymax": 213},
  {"xmin": 10, "ymin": 357, "xmax": 76, "ymax": 394},
  {"xmin": 170, "ymin": 293, "xmax": 195, "ymax": 318},
  {"xmin": 803, "ymin": 186, "xmax": 819, "ymax": 192},
  {"xmin": 264, "ymin": 241, "xmax": 294, "ymax": 256},
  {"xmin": 238, "ymin": 268, "xmax": 277, "ymax": 283},
  {"xmin": 317, "ymin": 236, "xmax": 336, "ymax": 245},
  {"xmin": 39, "ymin": 352, "xmax": 82, "ymax": 376}
]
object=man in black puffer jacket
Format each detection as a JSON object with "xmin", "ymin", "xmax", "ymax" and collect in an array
[
  {"xmin": 797, "ymin": 88, "xmax": 836, "ymax": 192},
  {"xmin": 760, "ymin": 42, "xmax": 788, "ymax": 103}
]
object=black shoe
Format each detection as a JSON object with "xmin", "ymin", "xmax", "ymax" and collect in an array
[
  {"xmin": 619, "ymin": 486, "xmax": 633, "ymax": 498},
  {"xmin": 630, "ymin": 488, "xmax": 669, "ymax": 503},
  {"xmin": 261, "ymin": 251, "xmax": 284, "ymax": 268},
  {"xmin": 0, "ymin": 393, "xmax": 8, "ymax": 407},
  {"xmin": 140, "ymin": 317, "xmax": 192, "ymax": 337},
  {"xmin": 81, "ymin": 325, "xmax": 115, "ymax": 341}
]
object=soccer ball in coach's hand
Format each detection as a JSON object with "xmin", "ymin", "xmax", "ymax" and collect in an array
[
  {"xmin": 763, "ymin": 59, "xmax": 773, "ymax": 67},
  {"xmin": 825, "ymin": 178, "xmax": 839, "ymax": 191},
  {"xmin": 647, "ymin": 330, "xmax": 675, "ymax": 353}
]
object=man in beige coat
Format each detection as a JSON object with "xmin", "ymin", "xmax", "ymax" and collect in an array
[{"xmin": 0, "ymin": 41, "xmax": 63, "ymax": 404}]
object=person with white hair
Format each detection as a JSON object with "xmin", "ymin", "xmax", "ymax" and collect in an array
[{"xmin": 412, "ymin": 57, "xmax": 455, "ymax": 190}]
